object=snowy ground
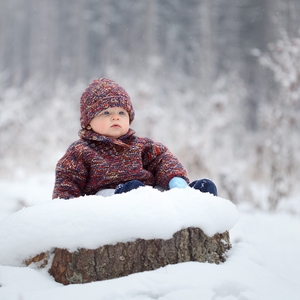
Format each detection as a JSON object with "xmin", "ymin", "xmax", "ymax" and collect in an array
[{"xmin": 0, "ymin": 174, "xmax": 300, "ymax": 300}]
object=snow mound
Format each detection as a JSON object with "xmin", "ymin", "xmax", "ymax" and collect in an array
[{"xmin": 0, "ymin": 186, "xmax": 239, "ymax": 266}]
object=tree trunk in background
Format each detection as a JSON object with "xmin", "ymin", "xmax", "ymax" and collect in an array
[
  {"xmin": 75, "ymin": 0, "xmax": 87, "ymax": 81},
  {"xmin": 145, "ymin": 0, "xmax": 158, "ymax": 59},
  {"xmin": 0, "ymin": 1, "xmax": 7, "ymax": 79},
  {"xmin": 46, "ymin": 228, "xmax": 231, "ymax": 285},
  {"xmin": 199, "ymin": 0, "xmax": 215, "ymax": 95}
]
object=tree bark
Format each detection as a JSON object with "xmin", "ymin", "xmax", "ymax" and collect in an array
[{"xmin": 44, "ymin": 227, "xmax": 231, "ymax": 285}]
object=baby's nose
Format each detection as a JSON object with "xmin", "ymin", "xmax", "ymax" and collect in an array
[{"xmin": 112, "ymin": 113, "xmax": 119, "ymax": 120}]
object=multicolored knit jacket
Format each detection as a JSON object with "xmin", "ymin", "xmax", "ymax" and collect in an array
[{"xmin": 53, "ymin": 128, "xmax": 189, "ymax": 199}]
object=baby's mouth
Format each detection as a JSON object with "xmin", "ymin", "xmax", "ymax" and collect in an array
[{"xmin": 111, "ymin": 124, "xmax": 121, "ymax": 128}]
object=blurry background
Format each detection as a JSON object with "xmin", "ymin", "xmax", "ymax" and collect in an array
[{"xmin": 0, "ymin": 0, "xmax": 299, "ymax": 211}]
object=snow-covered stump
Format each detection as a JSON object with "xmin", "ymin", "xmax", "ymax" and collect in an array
[
  {"xmin": 0, "ymin": 187, "xmax": 239, "ymax": 285},
  {"xmin": 46, "ymin": 228, "xmax": 230, "ymax": 285}
]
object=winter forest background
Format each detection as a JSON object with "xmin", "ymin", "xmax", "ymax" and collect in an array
[{"xmin": 0, "ymin": 0, "xmax": 299, "ymax": 211}]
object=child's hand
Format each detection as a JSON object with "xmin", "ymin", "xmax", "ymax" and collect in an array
[{"xmin": 169, "ymin": 177, "xmax": 188, "ymax": 189}]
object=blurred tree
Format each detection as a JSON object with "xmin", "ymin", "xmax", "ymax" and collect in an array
[{"xmin": 259, "ymin": 31, "xmax": 300, "ymax": 210}]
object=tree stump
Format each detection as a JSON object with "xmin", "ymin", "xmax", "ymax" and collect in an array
[{"xmin": 44, "ymin": 227, "xmax": 231, "ymax": 285}]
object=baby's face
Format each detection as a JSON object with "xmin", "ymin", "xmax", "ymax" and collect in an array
[{"xmin": 89, "ymin": 106, "xmax": 130, "ymax": 138}]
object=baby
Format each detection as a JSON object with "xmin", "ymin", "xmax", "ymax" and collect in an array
[{"xmin": 53, "ymin": 78, "xmax": 217, "ymax": 199}]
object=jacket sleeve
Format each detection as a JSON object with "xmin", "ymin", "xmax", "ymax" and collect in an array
[
  {"xmin": 52, "ymin": 144, "xmax": 88, "ymax": 200},
  {"xmin": 141, "ymin": 138, "xmax": 189, "ymax": 189}
]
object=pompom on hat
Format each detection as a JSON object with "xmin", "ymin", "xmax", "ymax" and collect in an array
[{"xmin": 80, "ymin": 78, "xmax": 135, "ymax": 128}]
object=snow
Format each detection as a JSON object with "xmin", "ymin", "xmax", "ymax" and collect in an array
[{"xmin": 0, "ymin": 175, "xmax": 300, "ymax": 300}]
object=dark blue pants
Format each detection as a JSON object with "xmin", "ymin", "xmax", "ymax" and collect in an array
[
  {"xmin": 115, "ymin": 179, "xmax": 217, "ymax": 196},
  {"xmin": 115, "ymin": 180, "xmax": 145, "ymax": 194}
]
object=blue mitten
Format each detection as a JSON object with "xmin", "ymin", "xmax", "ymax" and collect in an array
[{"xmin": 169, "ymin": 177, "xmax": 188, "ymax": 189}]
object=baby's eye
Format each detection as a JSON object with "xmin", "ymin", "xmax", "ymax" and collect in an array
[
  {"xmin": 102, "ymin": 111, "xmax": 110, "ymax": 115},
  {"xmin": 119, "ymin": 111, "xmax": 125, "ymax": 115}
]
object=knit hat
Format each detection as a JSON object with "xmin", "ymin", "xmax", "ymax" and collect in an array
[{"xmin": 80, "ymin": 78, "xmax": 135, "ymax": 128}]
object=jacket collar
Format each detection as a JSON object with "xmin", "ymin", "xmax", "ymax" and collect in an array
[{"xmin": 78, "ymin": 128, "xmax": 135, "ymax": 147}]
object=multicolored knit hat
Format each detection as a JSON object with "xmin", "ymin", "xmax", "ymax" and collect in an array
[{"xmin": 80, "ymin": 78, "xmax": 135, "ymax": 128}]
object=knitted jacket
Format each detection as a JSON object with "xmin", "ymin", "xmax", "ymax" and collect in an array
[{"xmin": 53, "ymin": 129, "xmax": 189, "ymax": 199}]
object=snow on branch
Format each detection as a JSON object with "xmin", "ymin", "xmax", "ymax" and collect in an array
[{"xmin": 259, "ymin": 31, "xmax": 300, "ymax": 104}]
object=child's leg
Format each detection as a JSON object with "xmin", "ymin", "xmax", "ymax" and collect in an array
[
  {"xmin": 115, "ymin": 180, "xmax": 145, "ymax": 194},
  {"xmin": 189, "ymin": 179, "xmax": 218, "ymax": 196}
]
